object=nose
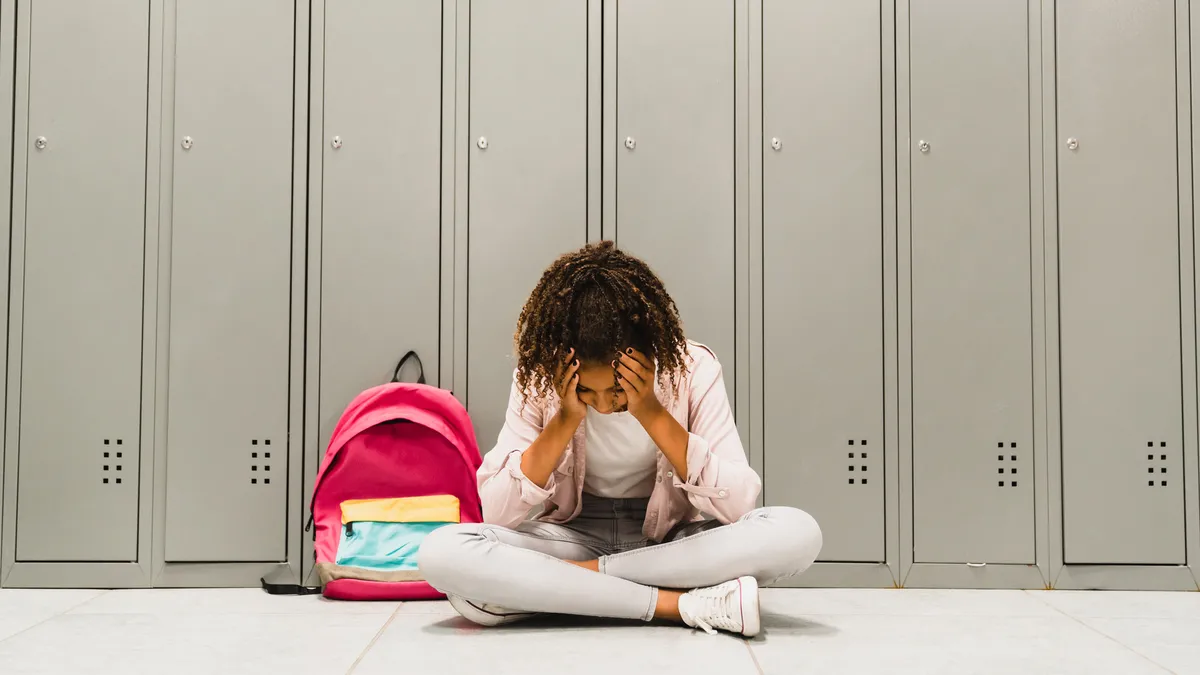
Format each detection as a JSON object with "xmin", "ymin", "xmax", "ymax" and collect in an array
[{"xmin": 591, "ymin": 399, "xmax": 613, "ymax": 414}]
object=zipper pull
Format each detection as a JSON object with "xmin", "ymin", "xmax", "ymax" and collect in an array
[
  {"xmin": 304, "ymin": 513, "xmax": 314, "ymax": 533},
  {"xmin": 345, "ymin": 522, "xmax": 354, "ymax": 537}
]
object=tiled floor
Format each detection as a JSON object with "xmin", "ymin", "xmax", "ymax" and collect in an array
[{"xmin": 0, "ymin": 588, "xmax": 1197, "ymax": 674}]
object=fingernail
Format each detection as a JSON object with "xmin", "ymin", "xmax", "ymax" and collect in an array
[
  {"xmin": 611, "ymin": 360, "xmax": 616, "ymax": 368},
  {"xmin": 573, "ymin": 359, "xmax": 579, "ymax": 366},
  {"xmin": 626, "ymin": 348, "xmax": 633, "ymax": 354}
]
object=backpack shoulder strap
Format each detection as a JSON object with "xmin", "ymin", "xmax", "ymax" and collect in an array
[
  {"xmin": 260, "ymin": 566, "xmax": 322, "ymax": 596},
  {"xmin": 390, "ymin": 351, "xmax": 426, "ymax": 385}
]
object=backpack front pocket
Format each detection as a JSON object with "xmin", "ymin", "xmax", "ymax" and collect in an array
[{"xmin": 333, "ymin": 495, "xmax": 460, "ymax": 573}]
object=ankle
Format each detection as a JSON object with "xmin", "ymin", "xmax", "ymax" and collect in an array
[
  {"xmin": 653, "ymin": 589, "xmax": 684, "ymax": 622},
  {"xmin": 566, "ymin": 559, "xmax": 600, "ymax": 573}
]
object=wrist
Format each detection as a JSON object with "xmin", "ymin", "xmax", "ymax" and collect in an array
[
  {"xmin": 632, "ymin": 400, "xmax": 667, "ymax": 425},
  {"xmin": 555, "ymin": 407, "xmax": 585, "ymax": 429}
]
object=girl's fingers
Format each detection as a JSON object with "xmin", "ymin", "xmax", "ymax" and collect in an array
[
  {"xmin": 562, "ymin": 359, "xmax": 580, "ymax": 388},
  {"xmin": 556, "ymin": 349, "xmax": 577, "ymax": 382},
  {"xmin": 614, "ymin": 361, "xmax": 645, "ymax": 393},
  {"xmin": 616, "ymin": 352, "xmax": 649, "ymax": 380},
  {"xmin": 624, "ymin": 348, "xmax": 653, "ymax": 370}
]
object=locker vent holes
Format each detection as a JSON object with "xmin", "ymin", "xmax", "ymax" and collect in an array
[
  {"xmin": 102, "ymin": 439, "xmax": 125, "ymax": 484},
  {"xmin": 997, "ymin": 442, "xmax": 1018, "ymax": 488},
  {"xmin": 252, "ymin": 440, "xmax": 273, "ymax": 485},
  {"xmin": 1147, "ymin": 441, "xmax": 1169, "ymax": 487},
  {"xmin": 847, "ymin": 439, "xmax": 869, "ymax": 485}
]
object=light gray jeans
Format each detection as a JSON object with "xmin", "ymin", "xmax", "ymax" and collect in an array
[{"xmin": 417, "ymin": 493, "xmax": 822, "ymax": 622}]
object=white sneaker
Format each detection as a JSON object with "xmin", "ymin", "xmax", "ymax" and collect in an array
[
  {"xmin": 446, "ymin": 594, "xmax": 539, "ymax": 627},
  {"xmin": 678, "ymin": 576, "xmax": 761, "ymax": 638}
]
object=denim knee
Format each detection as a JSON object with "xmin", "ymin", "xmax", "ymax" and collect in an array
[
  {"xmin": 751, "ymin": 506, "xmax": 823, "ymax": 583},
  {"xmin": 417, "ymin": 523, "xmax": 486, "ymax": 594}
]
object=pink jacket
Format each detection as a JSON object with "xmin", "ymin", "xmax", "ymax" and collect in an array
[{"xmin": 477, "ymin": 341, "xmax": 762, "ymax": 541}]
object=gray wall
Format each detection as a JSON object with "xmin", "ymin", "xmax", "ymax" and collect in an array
[{"xmin": 0, "ymin": 0, "xmax": 1198, "ymax": 592}]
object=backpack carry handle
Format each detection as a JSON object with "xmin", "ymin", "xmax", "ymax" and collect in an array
[{"xmin": 391, "ymin": 351, "xmax": 426, "ymax": 385}]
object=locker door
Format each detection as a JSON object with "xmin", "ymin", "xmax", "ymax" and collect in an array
[
  {"xmin": 616, "ymin": 0, "xmax": 735, "ymax": 386},
  {"xmin": 15, "ymin": 0, "xmax": 149, "ymax": 562},
  {"xmin": 319, "ymin": 0, "xmax": 442, "ymax": 451},
  {"xmin": 1057, "ymin": 0, "xmax": 1183, "ymax": 564},
  {"xmin": 164, "ymin": 0, "xmax": 294, "ymax": 562},
  {"xmin": 467, "ymin": 0, "xmax": 588, "ymax": 448},
  {"xmin": 762, "ymin": 0, "xmax": 884, "ymax": 562},
  {"xmin": 909, "ymin": 0, "xmax": 1035, "ymax": 564},
  {"xmin": 15, "ymin": 0, "xmax": 151, "ymax": 559}
]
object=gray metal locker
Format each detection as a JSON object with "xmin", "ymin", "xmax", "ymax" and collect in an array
[
  {"xmin": 14, "ymin": 0, "xmax": 149, "ymax": 561},
  {"xmin": 1057, "ymin": 0, "xmax": 1185, "ymax": 564},
  {"xmin": 615, "ymin": 0, "xmax": 736, "ymax": 387},
  {"xmin": 909, "ymin": 0, "xmax": 1035, "ymax": 564},
  {"xmin": 318, "ymin": 0, "xmax": 443, "ymax": 451},
  {"xmin": 163, "ymin": 0, "xmax": 295, "ymax": 562},
  {"xmin": 762, "ymin": 0, "xmax": 885, "ymax": 563},
  {"xmin": 467, "ymin": 0, "xmax": 589, "ymax": 448}
]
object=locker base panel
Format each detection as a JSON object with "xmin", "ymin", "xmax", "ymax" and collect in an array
[
  {"xmin": 903, "ymin": 563, "xmax": 1050, "ymax": 590},
  {"xmin": 1052, "ymin": 565, "xmax": 1200, "ymax": 591},
  {"xmin": 1, "ymin": 562, "xmax": 151, "ymax": 589},
  {"xmin": 152, "ymin": 561, "xmax": 298, "ymax": 588},
  {"xmin": 0, "ymin": 561, "xmax": 299, "ymax": 589},
  {"xmin": 769, "ymin": 562, "xmax": 899, "ymax": 588}
]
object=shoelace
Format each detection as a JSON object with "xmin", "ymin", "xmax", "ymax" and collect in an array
[{"xmin": 685, "ymin": 583, "xmax": 741, "ymax": 635}]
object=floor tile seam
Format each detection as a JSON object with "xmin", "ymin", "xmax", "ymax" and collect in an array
[
  {"xmin": 1020, "ymin": 590, "xmax": 1175, "ymax": 673},
  {"xmin": 344, "ymin": 602, "xmax": 402, "ymax": 675},
  {"xmin": 744, "ymin": 638, "xmax": 766, "ymax": 675},
  {"xmin": 0, "ymin": 590, "xmax": 111, "ymax": 647}
]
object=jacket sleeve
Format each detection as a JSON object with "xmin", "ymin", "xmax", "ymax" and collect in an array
[
  {"xmin": 671, "ymin": 348, "xmax": 762, "ymax": 522},
  {"xmin": 476, "ymin": 371, "xmax": 556, "ymax": 528}
]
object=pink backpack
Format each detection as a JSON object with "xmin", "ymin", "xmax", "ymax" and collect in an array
[{"xmin": 302, "ymin": 353, "xmax": 483, "ymax": 600}]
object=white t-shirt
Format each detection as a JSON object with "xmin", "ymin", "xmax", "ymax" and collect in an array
[{"xmin": 582, "ymin": 406, "xmax": 659, "ymax": 499}]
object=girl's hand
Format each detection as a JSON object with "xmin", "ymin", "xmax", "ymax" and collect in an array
[
  {"xmin": 614, "ymin": 348, "xmax": 665, "ymax": 422},
  {"xmin": 555, "ymin": 349, "xmax": 586, "ymax": 423}
]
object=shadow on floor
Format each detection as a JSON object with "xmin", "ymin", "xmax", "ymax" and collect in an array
[{"xmin": 421, "ymin": 612, "xmax": 840, "ymax": 640}]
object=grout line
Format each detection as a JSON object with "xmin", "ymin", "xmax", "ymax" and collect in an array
[
  {"xmin": 1021, "ymin": 591, "xmax": 1176, "ymax": 674},
  {"xmin": 743, "ymin": 638, "xmax": 765, "ymax": 675},
  {"xmin": 344, "ymin": 602, "xmax": 402, "ymax": 675},
  {"xmin": 0, "ymin": 590, "xmax": 111, "ymax": 647},
  {"xmin": 61, "ymin": 589, "xmax": 113, "ymax": 615}
]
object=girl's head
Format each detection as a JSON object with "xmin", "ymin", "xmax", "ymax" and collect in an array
[{"xmin": 514, "ymin": 241, "xmax": 688, "ymax": 413}]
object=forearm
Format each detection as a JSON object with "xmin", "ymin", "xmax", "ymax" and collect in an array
[
  {"xmin": 639, "ymin": 408, "xmax": 690, "ymax": 478},
  {"xmin": 520, "ymin": 411, "xmax": 582, "ymax": 488}
]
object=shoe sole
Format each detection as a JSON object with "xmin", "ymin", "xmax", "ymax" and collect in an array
[
  {"xmin": 738, "ymin": 576, "xmax": 761, "ymax": 638},
  {"xmin": 446, "ymin": 594, "xmax": 539, "ymax": 627}
]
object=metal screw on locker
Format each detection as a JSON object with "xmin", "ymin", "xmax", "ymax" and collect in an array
[
  {"xmin": 34, "ymin": 136, "xmax": 47, "ymax": 150},
  {"xmin": 1066, "ymin": 137, "xmax": 1079, "ymax": 151},
  {"xmin": 477, "ymin": 136, "xmax": 488, "ymax": 150},
  {"xmin": 181, "ymin": 136, "xmax": 193, "ymax": 150},
  {"xmin": 918, "ymin": 140, "xmax": 930, "ymax": 153},
  {"xmin": 330, "ymin": 136, "xmax": 343, "ymax": 150},
  {"xmin": 625, "ymin": 136, "xmax": 636, "ymax": 150},
  {"xmin": 770, "ymin": 138, "xmax": 782, "ymax": 151}
]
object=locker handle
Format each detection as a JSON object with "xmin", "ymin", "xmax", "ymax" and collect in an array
[{"xmin": 966, "ymin": 562, "xmax": 986, "ymax": 568}]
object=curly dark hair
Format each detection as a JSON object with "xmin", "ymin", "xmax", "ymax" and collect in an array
[{"xmin": 514, "ymin": 241, "xmax": 689, "ymax": 402}]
